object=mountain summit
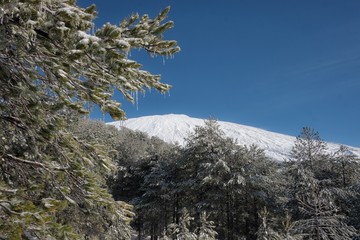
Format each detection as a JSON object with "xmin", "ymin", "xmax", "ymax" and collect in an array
[{"xmin": 108, "ymin": 114, "xmax": 360, "ymax": 161}]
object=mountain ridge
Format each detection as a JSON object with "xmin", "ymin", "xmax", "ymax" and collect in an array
[{"xmin": 107, "ymin": 114, "xmax": 360, "ymax": 161}]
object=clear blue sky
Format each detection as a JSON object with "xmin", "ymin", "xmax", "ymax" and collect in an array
[{"xmin": 78, "ymin": 0, "xmax": 360, "ymax": 147}]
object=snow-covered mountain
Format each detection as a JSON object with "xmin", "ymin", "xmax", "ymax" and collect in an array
[{"xmin": 107, "ymin": 114, "xmax": 360, "ymax": 161}]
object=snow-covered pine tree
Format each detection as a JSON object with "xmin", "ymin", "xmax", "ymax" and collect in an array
[
  {"xmin": 330, "ymin": 145, "xmax": 360, "ymax": 232},
  {"xmin": 256, "ymin": 207, "xmax": 282, "ymax": 240},
  {"xmin": 180, "ymin": 119, "xmax": 237, "ymax": 238},
  {"xmin": 291, "ymin": 127, "xmax": 327, "ymax": 171},
  {"xmin": 134, "ymin": 144, "xmax": 180, "ymax": 239},
  {"xmin": 289, "ymin": 171, "xmax": 357, "ymax": 239},
  {"xmin": 165, "ymin": 208, "xmax": 198, "ymax": 240},
  {"xmin": 332, "ymin": 145, "xmax": 360, "ymax": 188},
  {"xmin": 235, "ymin": 145, "xmax": 281, "ymax": 239},
  {"xmin": 197, "ymin": 212, "xmax": 218, "ymax": 240},
  {"xmin": 0, "ymin": 0, "xmax": 179, "ymax": 238},
  {"xmin": 287, "ymin": 128, "xmax": 358, "ymax": 239},
  {"xmin": 287, "ymin": 127, "xmax": 327, "ymax": 223}
]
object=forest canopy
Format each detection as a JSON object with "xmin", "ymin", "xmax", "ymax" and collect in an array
[{"xmin": 75, "ymin": 119, "xmax": 360, "ymax": 240}]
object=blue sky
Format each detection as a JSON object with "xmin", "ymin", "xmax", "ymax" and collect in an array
[{"xmin": 78, "ymin": 0, "xmax": 360, "ymax": 147}]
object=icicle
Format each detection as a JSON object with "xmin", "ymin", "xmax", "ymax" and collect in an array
[
  {"xmin": 119, "ymin": 118, "xmax": 125, "ymax": 127},
  {"xmin": 135, "ymin": 91, "xmax": 139, "ymax": 110}
]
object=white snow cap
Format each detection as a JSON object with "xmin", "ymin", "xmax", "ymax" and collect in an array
[{"xmin": 108, "ymin": 114, "xmax": 360, "ymax": 161}]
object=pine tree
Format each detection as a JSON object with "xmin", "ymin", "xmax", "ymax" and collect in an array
[
  {"xmin": 289, "ymin": 170, "xmax": 357, "ymax": 239},
  {"xmin": 287, "ymin": 128, "xmax": 358, "ymax": 239},
  {"xmin": 0, "ymin": 1, "xmax": 179, "ymax": 238},
  {"xmin": 197, "ymin": 212, "xmax": 218, "ymax": 240},
  {"xmin": 291, "ymin": 127, "xmax": 327, "ymax": 171},
  {"xmin": 166, "ymin": 208, "xmax": 198, "ymax": 240},
  {"xmin": 256, "ymin": 207, "xmax": 282, "ymax": 240},
  {"xmin": 235, "ymin": 145, "xmax": 281, "ymax": 239},
  {"xmin": 135, "ymin": 144, "xmax": 180, "ymax": 240},
  {"xmin": 287, "ymin": 127, "xmax": 328, "ymax": 220},
  {"xmin": 179, "ymin": 119, "xmax": 238, "ymax": 238},
  {"xmin": 332, "ymin": 145, "xmax": 360, "ymax": 188},
  {"xmin": 331, "ymin": 146, "xmax": 360, "ymax": 231}
]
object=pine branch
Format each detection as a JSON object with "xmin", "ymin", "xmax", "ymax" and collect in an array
[
  {"xmin": 5, "ymin": 154, "xmax": 67, "ymax": 171},
  {"xmin": 0, "ymin": 201, "xmax": 22, "ymax": 216}
]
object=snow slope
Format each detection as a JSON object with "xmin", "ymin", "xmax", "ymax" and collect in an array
[{"xmin": 107, "ymin": 114, "xmax": 360, "ymax": 161}]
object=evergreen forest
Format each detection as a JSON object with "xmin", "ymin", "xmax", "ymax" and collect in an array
[
  {"xmin": 0, "ymin": 1, "xmax": 359, "ymax": 239},
  {"xmin": 73, "ymin": 119, "xmax": 360, "ymax": 240}
]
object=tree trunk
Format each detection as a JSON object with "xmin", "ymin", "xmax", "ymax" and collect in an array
[{"xmin": 226, "ymin": 190, "xmax": 233, "ymax": 240}]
